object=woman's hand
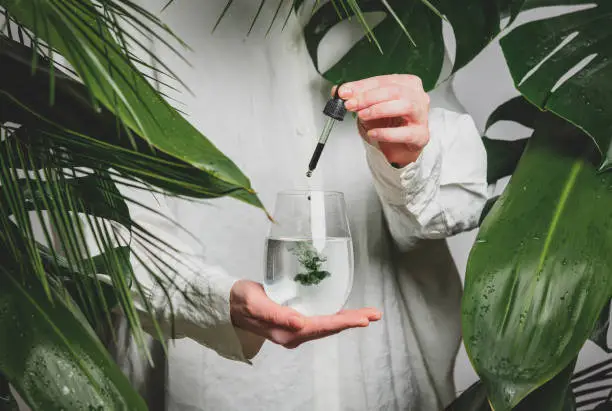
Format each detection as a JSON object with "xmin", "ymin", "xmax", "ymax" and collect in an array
[
  {"xmin": 230, "ymin": 280, "xmax": 381, "ymax": 349},
  {"xmin": 336, "ymin": 74, "xmax": 430, "ymax": 167}
]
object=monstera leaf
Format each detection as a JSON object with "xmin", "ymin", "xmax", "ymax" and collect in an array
[
  {"xmin": 463, "ymin": 115, "xmax": 612, "ymax": 410},
  {"xmin": 500, "ymin": 0, "xmax": 612, "ymax": 170},
  {"xmin": 300, "ymin": 0, "xmax": 513, "ymax": 89}
]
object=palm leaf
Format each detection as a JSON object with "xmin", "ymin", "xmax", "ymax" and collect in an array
[{"xmin": 1, "ymin": 0, "xmax": 263, "ymax": 204}]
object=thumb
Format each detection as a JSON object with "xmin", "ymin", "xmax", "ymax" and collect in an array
[{"xmin": 251, "ymin": 298, "xmax": 305, "ymax": 331}]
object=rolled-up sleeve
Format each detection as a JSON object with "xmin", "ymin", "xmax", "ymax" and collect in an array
[
  {"xmin": 107, "ymin": 184, "xmax": 264, "ymax": 364},
  {"xmin": 364, "ymin": 108, "xmax": 488, "ymax": 250}
]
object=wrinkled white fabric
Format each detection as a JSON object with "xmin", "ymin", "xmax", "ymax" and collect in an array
[
  {"xmin": 120, "ymin": 105, "xmax": 487, "ymax": 360},
  {"xmin": 119, "ymin": 1, "xmax": 488, "ymax": 410}
]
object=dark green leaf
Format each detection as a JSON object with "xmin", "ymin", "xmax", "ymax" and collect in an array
[
  {"xmin": 485, "ymin": 96, "xmax": 542, "ymax": 133},
  {"xmin": 479, "ymin": 195, "xmax": 500, "ymax": 225},
  {"xmin": 514, "ymin": 359, "xmax": 576, "ymax": 411},
  {"xmin": 0, "ymin": 373, "xmax": 18, "ymax": 411},
  {"xmin": 499, "ymin": 0, "xmax": 612, "ymax": 170},
  {"xmin": 1, "ymin": 1, "xmax": 264, "ymax": 207},
  {"xmin": 0, "ymin": 269, "xmax": 146, "ymax": 410},
  {"xmin": 446, "ymin": 361, "xmax": 576, "ymax": 411},
  {"xmin": 303, "ymin": 0, "xmax": 443, "ymax": 89},
  {"xmin": 463, "ymin": 116, "xmax": 612, "ymax": 410},
  {"xmin": 590, "ymin": 300, "xmax": 612, "ymax": 353},
  {"xmin": 483, "ymin": 137, "xmax": 529, "ymax": 184},
  {"xmin": 302, "ymin": 0, "xmax": 508, "ymax": 89},
  {"xmin": 445, "ymin": 381, "xmax": 490, "ymax": 411}
]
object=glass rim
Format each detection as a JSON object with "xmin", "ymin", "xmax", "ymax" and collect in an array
[{"xmin": 276, "ymin": 189, "xmax": 345, "ymax": 197}]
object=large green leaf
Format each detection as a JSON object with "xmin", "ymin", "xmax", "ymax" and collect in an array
[
  {"xmin": 485, "ymin": 96, "xmax": 542, "ymax": 132},
  {"xmin": 463, "ymin": 116, "xmax": 612, "ymax": 410},
  {"xmin": 500, "ymin": 0, "xmax": 612, "ymax": 170},
  {"xmin": 301, "ymin": 0, "xmax": 509, "ymax": 89},
  {"xmin": 1, "ymin": 0, "xmax": 264, "ymax": 207},
  {"xmin": 302, "ymin": 0, "xmax": 443, "ymax": 89},
  {"xmin": 0, "ymin": 270, "xmax": 147, "ymax": 410},
  {"xmin": 483, "ymin": 96, "xmax": 543, "ymax": 184}
]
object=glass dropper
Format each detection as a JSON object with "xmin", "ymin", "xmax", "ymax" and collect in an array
[{"xmin": 306, "ymin": 84, "xmax": 347, "ymax": 178}]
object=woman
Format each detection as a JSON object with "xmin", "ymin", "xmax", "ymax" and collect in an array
[{"xmin": 127, "ymin": 1, "xmax": 488, "ymax": 410}]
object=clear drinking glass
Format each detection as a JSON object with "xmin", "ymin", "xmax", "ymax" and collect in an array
[{"xmin": 264, "ymin": 190, "xmax": 354, "ymax": 316}]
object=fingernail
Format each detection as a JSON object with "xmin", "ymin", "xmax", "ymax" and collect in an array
[
  {"xmin": 339, "ymin": 86, "xmax": 352, "ymax": 97},
  {"xmin": 359, "ymin": 318, "xmax": 370, "ymax": 327},
  {"xmin": 344, "ymin": 99, "xmax": 357, "ymax": 110},
  {"xmin": 289, "ymin": 316, "xmax": 305, "ymax": 329},
  {"xmin": 368, "ymin": 129, "xmax": 378, "ymax": 138}
]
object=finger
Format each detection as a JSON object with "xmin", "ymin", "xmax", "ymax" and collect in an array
[
  {"xmin": 366, "ymin": 125, "xmax": 429, "ymax": 146},
  {"xmin": 285, "ymin": 310, "xmax": 377, "ymax": 347},
  {"xmin": 338, "ymin": 75, "xmax": 420, "ymax": 99},
  {"xmin": 250, "ymin": 300, "xmax": 305, "ymax": 331},
  {"xmin": 303, "ymin": 310, "xmax": 373, "ymax": 334},
  {"xmin": 357, "ymin": 99, "xmax": 417, "ymax": 122},
  {"xmin": 267, "ymin": 309, "xmax": 382, "ymax": 348},
  {"xmin": 344, "ymin": 86, "xmax": 406, "ymax": 112}
]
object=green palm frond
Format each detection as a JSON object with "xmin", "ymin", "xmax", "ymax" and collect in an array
[{"xmin": 0, "ymin": 1, "xmax": 266, "ymax": 409}]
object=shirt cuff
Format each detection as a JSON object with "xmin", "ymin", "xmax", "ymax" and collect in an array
[
  {"xmin": 174, "ymin": 272, "xmax": 265, "ymax": 364},
  {"xmin": 122, "ymin": 222, "xmax": 265, "ymax": 364},
  {"xmin": 363, "ymin": 128, "xmax": 443, "ymax": 228}
]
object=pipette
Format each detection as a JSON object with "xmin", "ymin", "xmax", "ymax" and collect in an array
[{"xmin": 306, "ymin": 84, "xmax": 347, "ymax": 177}]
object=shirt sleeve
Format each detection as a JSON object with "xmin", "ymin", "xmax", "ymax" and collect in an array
[
  {"xmin": 364, "ymin": 107, "xmax": 488, "ymax": 251},
  {"xmin": 106, "ymin": 183, "xmax": 264, "ymax": 364}
]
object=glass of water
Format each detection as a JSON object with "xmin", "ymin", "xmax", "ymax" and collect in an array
[{"xmin": 264, "ymin": 190, "xmax": 354, "ymax": 316}]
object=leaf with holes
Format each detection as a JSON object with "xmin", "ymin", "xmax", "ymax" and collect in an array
[
  {"xmin": 500, "ymin": 0, "xmax": 612, "ymax": 170},
  {"xmin": 482, "ymin": 96, "xmax": 542, "ymax": 184},
  {"xmin": 300, "ymin": 0, "xmax": 510, "ymax": 90},
  {"xmin": 463, "ymin": 116, "xmax": 612, "ymax": 410}
]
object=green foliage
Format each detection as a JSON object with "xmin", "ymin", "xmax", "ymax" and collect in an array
[
  {"xmin": 0, "ymin": 0, "xmax": 265, "ymax": 409},
  {"xmin": 500, "ymin": 0, "xmax": 612, "ymax": 171},
  {"xmin": 293, "ymin": 1, "xmax": 612, "ymax": 409}
]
